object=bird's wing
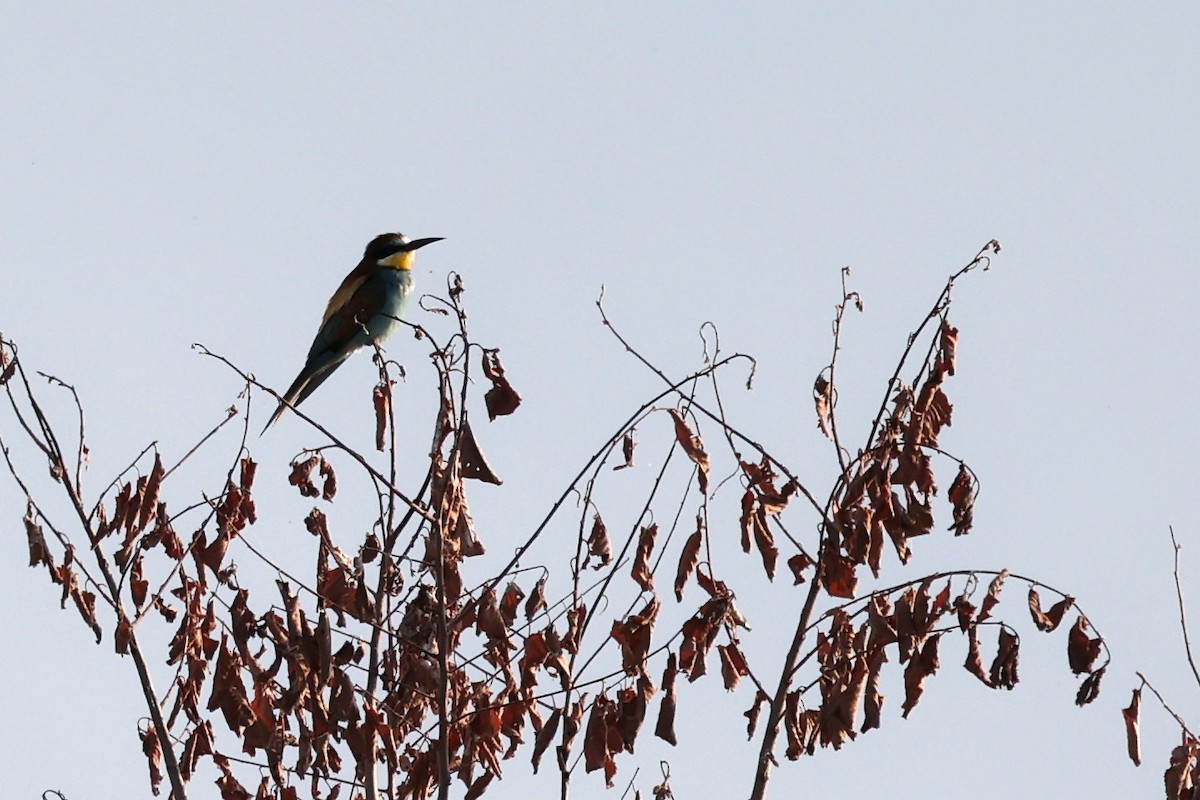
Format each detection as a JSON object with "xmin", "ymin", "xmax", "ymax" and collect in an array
[
  {"xmin": 321, "ymin": 257, "xmax": 374, "ymax": 325},
  {"xmin": 307, "ymin": 272, "xmax": 387, "ymax": 361}
]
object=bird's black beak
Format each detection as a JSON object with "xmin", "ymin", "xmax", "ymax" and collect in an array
[{"xmin": 403, "ymin": 237, "xmax": 444, "ymax": 251}]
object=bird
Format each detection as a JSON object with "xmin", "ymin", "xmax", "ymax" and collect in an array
[{"xmin": 262, "ymin": 232, "xmax": 443, "ymax": 431}]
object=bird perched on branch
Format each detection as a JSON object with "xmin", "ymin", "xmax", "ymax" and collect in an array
[{"xmin": 263, "ymin": 232, "xmax": 443, "ymax": 431}]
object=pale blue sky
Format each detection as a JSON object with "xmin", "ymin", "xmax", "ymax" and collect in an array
[{"xmin": 2, "ymin": 4, "xmax": 1198, "ymax": 798}]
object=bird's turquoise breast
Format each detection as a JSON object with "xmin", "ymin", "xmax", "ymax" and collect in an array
[{"xmin": 365, "ymin": 267, "xmax": 414, "ymax": 344}]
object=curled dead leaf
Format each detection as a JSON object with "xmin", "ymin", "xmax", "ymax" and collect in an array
[
  {"xmin": 584, "ymin": 514, "xmax": 612, "ymax": 570},
  {"xmin": 989, "ymin": 628, "xmax": 1019, "ymax": 690},
  {"xmin": 675, "ymin": 526, "xmax": 702, "ymax": 601},
  {"xmin": 1122, "ymin": 687, "xmax": 1141, "ymax": 766},
  {"xmin": 667, "ymin": 408, "xmax": 710, "ymax": 494},
  {"xmin": 1076, "ymin": 665, "xmax": 1105, "ymax": 706},
  {"xmin": 901, "ymin": 634, "xmax": 941, "ymax": 718},
  {"xmin": 786, "ymin": 553, "xmax": 813, "ymax": 586},
  {"xmin": 482, "ymin": 349, "xmax": 522, "ymax": 420},
  {"xmin": 1029, "ymin": 588, "xmax": 1074, "ymax": 633},
  {"xmin": 631, "ymin": 524, "xmax": 657, "ymax": 593},
  {"xmin": 1067, "ymin": 615, "xmax": 1103, "ymax": 675},
  {"xmin": 814, "ymin": 374, "xmax": 834, "ymax": 440},
  {"xmin": 288, "ymin": 456, "xmax": 321, "ymax": 498},
  {"xmin": 977, "ymin": 569, "xmax": 1009, "ymax": 623},
  {"xmin": 655, "ymin": 653, "xmax": 678, "ymax": 746},
  {"xmin": 744, "ymin": 690, "xmax": 768, "ymax": 740},
  {"xmin": 319, "ymin": 457, "xmax": 337, "ymax": 501},
  {"xmin": 964, "ymin": 624, "xmax": 993, "ymax": 687},
  {"xmin": 613, "ymin": 431, "xmax": 636, "ymax": 471},
  {"xmin": 718, "ymin": 642, "xmax": 750, "ymax": 691},
  {"xmin": 525, "ymin": 575, "xmax": 547, "ymax": 620},
  {"xmin": 947, "ymin": 463, "xmax": 975, "ymax": 536},
  {"xmin": 373, "ymin": 381, "xmax": 392, "ymax": 451}
]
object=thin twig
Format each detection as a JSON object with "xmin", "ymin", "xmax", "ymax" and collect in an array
[
  {"xmin": 1136, "ymin": 670, "xmax": 1198, "ymax": 741},
  {"xmin": 1169, "ymin": 526, "xmax": 1200, "ymax": 690}
]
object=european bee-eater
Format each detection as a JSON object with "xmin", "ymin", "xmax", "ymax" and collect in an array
[{"xmin": 263, "ymin": 232, "xmax": 443, "ymax": 431}]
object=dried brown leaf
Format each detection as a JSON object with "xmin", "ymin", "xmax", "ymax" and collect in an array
[
  {"xmin": 751, "ymin": 507, "xmax": 779, "ymax": 581},
  {"xmin": 1076, "ymin": 665, "xmax": 1105, "ymax": 706},
  {"xmin": 786, "ymin": 553, "xmax": 813, "ymax": 585},
  {"xmin": 525, "ymin": 575, "xmax": 547, "ymax": 620},
  {"xmin": 784, "ymin": 691, "xmax": 818, "ymax": 760},
  {"xmin": 373, "ymin": 381, "xmax": 391, "ymax": 451},
  {"xmin": 909, "ymin": 377, "xmax": 953, "ymax": 448},
  {"xmin": 989, "ymin": 628, "xmax": 1019, "ymax": 690},
  {"xmin": 631, "ymin": 523, "xmax": 657, "ymax": 593},
  {"xmin": 531, "ymin": 708, "xmax": 561, "ymax": 773},
  {"xmin": 137, "ymin": 453, "xmax": 165, "ymax": 532},
  {"xmin": 819, "ymin": 549, "xmax": 858, "ymax": 599},
  {"xmin": 695, "ymin": 565, "xmax": 718, "ymax": 597},
  {"xmin": 718, "ymin": 642, "xmax": 750, "ymax": 691},
  {"xmin": 583, "ymin": 694, "xmax": 618, "ymax": 786},
  {"xmin": 655, "ymin": 653, "xmax": 678, "ymax": 746},
  {"xmin": 1164, "ymin": 737, "xmax": 1197, "ymax": 799},
  {"xmin": 978, "ymin": 569, "xmax": 1009, "ymax": 623},
  {"xmin": 24, "ymin": 502, "xmax": 52, "ymax": 570},
  {"xmin": 744, "ymin": 690, "xmax": 768, "ymax": 740},
  {"xmin": 319, "ymin": 457, "xmax": 338, "ymax": 501},
  {"xmin": 464, "ymin": 771, "xmax": 495, "ymax": 800},
  {"xmin": 667, "ymin": 408, "xmax": 710, "ymax": 494},
  {"xmin": 866, "ymin": 594, "xmax": 898, "ymax": 649},
  {"xmin": 500, "ymin": 581, "xmax": 525, "ymax": 628},
  {"xmin": 611, "ymin": 598, "xmax": 660, "ymax": 677},
  {"xmin": 894, "ymin": 587, "xmax": 919, "ymax": 663},
  {"xmin": 674, "ymin": 526, "xmax": 702, "ymax": 601},
  {"xmin": 72, "ymin": 586, "xmax": 102, "ymax": 643},
  {"xmin": 939, "ymin": 320, "xmax": 958, "ymax": 376},
  {"xmin": 946, "ymin": 462, "xmax": 975, "ymax": 536},
  {"xmin": 963, "ymin": 625, "xmax": 992, "ymax": 687},
  {"xmin": 953, "ymin": 591, "xmax": 976, "ymax": 631},
  {"xmin": 115, "ymin": 618, "xmax": 134, "ymax": 655},
  {"xmin": 739, "ymin": 490, "xmax": 754, "ymax": 554},
  {"xmin": 208, "ymin": 637, "xmax": 254, "ymax": 734},
  {"xmin": 814, "ymin": 374, "xmax": 834, "ymax": 440},
  {"xmin": 861, "ymin": 646, "xmax": 887, "ymax": 733},
  {"xmin": 563, "ymin": 604, "xmax": 586, "ymax": 654},
  {"xmin": 1122, "ymin": 687, "xmax": 1142, "ymax": 766},
  {"xmin": 213, "ymin": 752, "xmax": 252, "ymax": 800},
  {"xmin": 140, "ymin": 724, "xmax": 164, "ymax": 796},
  {"xmin": 180, "ymin": 720, "xmax": 214, "ymax": 782},
  {"xmin": 475, "ymin": 587, "xmax": 510, "ymax": 646},
  {"xmin": 459, "ymin": 419, "xmax": 504, "ymax": 484},
  {"xmin": 616, "ymin": 676, "xmax": 655, "ymax": 753},
  {"xmin": 130, "ymin": 556, "xmax": 148, "ymax": 608},
  {"xmin": 1067, "ymin": 616, "xmax": 1103, "ymax": 675},
  {"xmin": 585, "ymin": 513, "xmax": 612, "ymax": 570},
  {"xmin": 288, "ymin": 456, "xmax": 320, "ymax": 498},
  {"xmin": 613, "ymin": 431, "xmax": 636, "ymax": 471},
  {"xmin": 901, "ymin": 634, "xmax": 941, "ymax": 718},
  {"xmin": 482, "ymin": 349, "xmax": 522, "ymax": 420},
  {"xmin": 1029, "ymin": 588, "xmax": 1074, "ymax": 633}
]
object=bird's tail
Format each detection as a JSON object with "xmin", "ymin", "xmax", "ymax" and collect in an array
[
  {"xmin": 261, "ymin": 397, "xmax": 293, "ymax": 434},
  {"xmin": 260, "ymin": 358, "xmax": 345, "ymax": 434}
]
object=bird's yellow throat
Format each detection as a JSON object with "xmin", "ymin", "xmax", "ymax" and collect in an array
[{"xmin": 379, "ymin": 251, "xmax": 415, "ymax": 271}]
